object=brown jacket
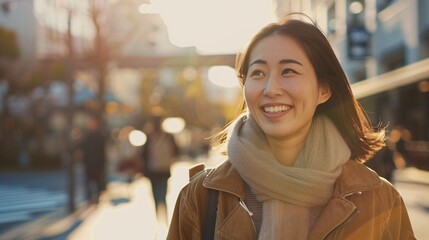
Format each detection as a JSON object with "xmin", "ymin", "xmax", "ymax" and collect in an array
[{"xmin": 167, "ymin": 160, "xmax": 415, "ymax": 240}]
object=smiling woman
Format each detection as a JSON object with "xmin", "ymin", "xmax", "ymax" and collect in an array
[
  {"xmin": 147, "ymin": 0, "xmax": 275, "ymax": 54},
  {"xmin": 243, "ymin": 34, "xmax": 332, "ymax": 166},
  {"xmin": 166, "ymin": 13, "xmax": 416, "ymax": 240}
]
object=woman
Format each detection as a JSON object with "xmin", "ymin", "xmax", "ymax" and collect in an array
[{"xmin": 167, "ymin": 15, "xmax": 415, "ymax": 240}]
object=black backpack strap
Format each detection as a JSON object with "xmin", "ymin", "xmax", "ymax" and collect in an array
[{"xmin": 203, "ymin": 188, "xmax": 219, "ymax": 240}]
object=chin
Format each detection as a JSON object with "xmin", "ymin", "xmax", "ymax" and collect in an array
[{"xmin": 261, "ymin": 127, "xmax": 290, "ymax": 139}]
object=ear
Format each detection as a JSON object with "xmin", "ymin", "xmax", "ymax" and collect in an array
[{"xmin": 318, "ymin": 83, "xmax": 332, "ymax": 104}]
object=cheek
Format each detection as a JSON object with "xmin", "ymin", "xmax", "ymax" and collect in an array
[
  {"xmin": 243, "ymin": 82, "xmax": 257, "ymax": 105},
  {"xmin": 243, "ymin": 87, "xmax": 252, "ymax": 108},
  {"xmin": 244, "ymin": 86, "xmax": 260, "ymax": 115},
  {"xmin": 291, "ymin": 79, "xmax": 319, "ymax": 102}
]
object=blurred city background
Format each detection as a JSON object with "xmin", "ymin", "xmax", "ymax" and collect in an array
[{"xmin": 0, "ymin": 0, "xmax": 428, "ymax": 239}]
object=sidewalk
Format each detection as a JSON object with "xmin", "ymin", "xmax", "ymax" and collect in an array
[
  {"xmin": 392, "ymin": 167, "xmax": 429, "ymax": 240},
  {"xmin": 393, "ymin": 166, "xmax": 429, "ymax": 185},
  {"xmin": 0, "ymin": 161, "xmax": 194, "ymax": 240},
  {"xmin": 36, "ymin": 177, "xmax": 164, "ymax": 240}
]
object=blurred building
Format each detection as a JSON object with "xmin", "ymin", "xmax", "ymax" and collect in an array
[
  {"xmin": 0, "ymin": 0, "xmax": 238, "ymax": 168},
  {"xmin": 0, "ymin": 1, "xmax": 35, "ymax": 61},
  {"xmin": 0, "ymin": 0, "xmax": 193, "ymax": 109}
]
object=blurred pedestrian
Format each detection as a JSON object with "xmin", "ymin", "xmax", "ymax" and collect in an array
[
  {"xmin": 392, "ymin": 125, "xmax": 412, "ymax": 168},
  {"xmin": 141, "ymin": 110, "xmax": 179, "ymax": 218},
  {"xmin": 167, "ymin": 14, "xmax": 415, "ymax": 239},
  {"xmin": 79, "ymin": 114, "xmax": 106, "ymax": 203}
]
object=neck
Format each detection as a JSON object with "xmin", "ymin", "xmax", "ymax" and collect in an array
[
  {"xmin": 266, "ymin": 138, "xmax": 303, "ymax": 166},
  {"xmin": 265, "ymin": 128, "xmax": 310, "ymax": 166}
]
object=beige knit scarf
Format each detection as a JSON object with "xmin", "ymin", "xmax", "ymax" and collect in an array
[{"xmin": 228, "ymin": 114, "xmax": 351, "ymax": 239}]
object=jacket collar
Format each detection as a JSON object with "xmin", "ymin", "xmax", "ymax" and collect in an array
[
  {"xmin": 203, "ymin": 159, "xmax": 382, "ymax": 200},
  {"xmin": 334, "ymin": 160, "xmax": 383, "ymax": 197},
  {"xmin": 203, "ymin": 160, "xmax": 246, "ymax": 199}
]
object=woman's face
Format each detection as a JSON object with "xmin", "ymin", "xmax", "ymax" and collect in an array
[{"xmin": 244, "ymin": 34, "xmax": 331, "ymax": 141}]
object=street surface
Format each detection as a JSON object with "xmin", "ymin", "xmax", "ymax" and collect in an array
[
  {"xmin": 0, "ymin": 168, "xmax": 86, "ymax": 237},
  {"xmin": 393, "ymin": 168, "xmax": 429, "ymax": 239}
]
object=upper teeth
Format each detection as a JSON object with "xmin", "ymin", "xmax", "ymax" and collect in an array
[{"xmin": 264, "ymin": 105, "xmax": 290, "ymax": 113}]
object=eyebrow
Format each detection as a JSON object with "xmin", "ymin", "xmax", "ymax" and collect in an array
[{"xmin": 249, "ymin": 59, "xmax": 303, "ymax": 67}]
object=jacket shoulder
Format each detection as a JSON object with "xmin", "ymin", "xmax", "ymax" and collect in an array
[
  {"xmin": 189, "ymin": 163, "xmax": 206, "ymax": 180},
  {"xmin": 374, "ymin": 176, "xmax": 404, "ymax": 206},
  {"xmin": 184, "ymin": 163, "xmax": 213, "ymax": 197}
]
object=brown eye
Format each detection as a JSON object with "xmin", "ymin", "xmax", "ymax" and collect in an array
[
  {"xmin": 249, "ymin": 70, "xmax": 265, "ymax": 77},
  {"xmin": 281, "ymin": 68, "xmax": 298, "ymax": 76}
]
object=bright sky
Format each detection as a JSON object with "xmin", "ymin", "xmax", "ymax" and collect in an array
[
  {"xmin": 35, "ymin": 0, "xmax": 275, "ymax": 55},
  {"xmin": 146, "ymin": 0, "xmax": 276, "ymax": 54}
]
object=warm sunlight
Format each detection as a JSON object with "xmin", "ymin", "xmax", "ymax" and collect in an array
[
  {"xmin": 208, "ymin": 65, "xmax": 239, "ymax": 88},
  {"xmin": 147, "ymin": 0, "xmax": 276, "ymax": 54},
  {"xmin": 128, "ymin": 130, "xmax": 147, "ymax": 147},
  {"xmin": 162, "ymin": 117, "xmax": 186, "ymax": 134}
]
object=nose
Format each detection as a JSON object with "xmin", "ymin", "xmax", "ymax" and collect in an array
[{"xmin": 263, "ymin": 74, "xmax": 283, "ymax": 97}]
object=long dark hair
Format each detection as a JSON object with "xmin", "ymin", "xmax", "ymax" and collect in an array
[{"xmin": 212, "ymin": 14, "xmax": 385, "ymax": 163}]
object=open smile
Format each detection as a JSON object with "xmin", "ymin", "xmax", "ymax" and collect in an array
[{"xmin": 262, "ymin": 105, "xmax": 292, "ymax": 113}]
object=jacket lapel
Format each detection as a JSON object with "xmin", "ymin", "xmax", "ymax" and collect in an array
[
  {"xmin": 309, "ymin": 160, "xmax": 382, "ymax": 239},
  {"xmin": 216, "ymin": 203, "xmax": 257, "ymax": 240},
  {"xmin": 204, "ymin": 161, "xmax": 257, "ymax": 239},
  {"xmin": 308, "ymin": 198, "xmax": 356, "ymax": 239}
]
